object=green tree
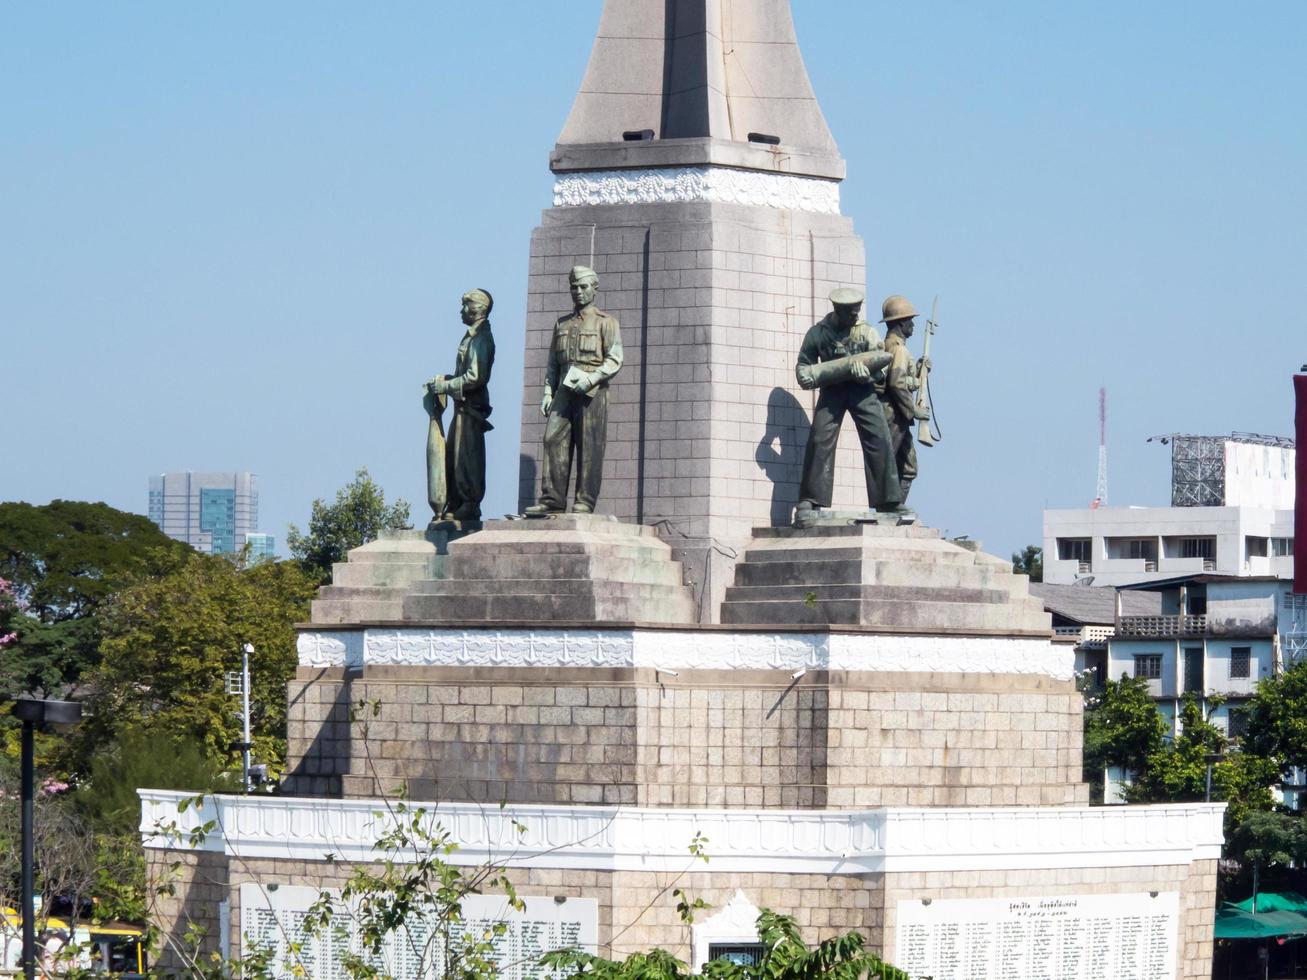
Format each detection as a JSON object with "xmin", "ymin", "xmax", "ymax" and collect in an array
[
  {"xmin": 546, "ymin": 909, "xmax": 910, "ymax": 980},
  {"xmin": 80, "ymin": 550, "xmax": 317, "ymax": 771},
  {"xmin": 72, "ymin": 730, "xmax": 230, "ymax": 923},
  {"xmin": 1126, "ymin": 694, "xmax": 1226, "ymax": 803},
  {"xmin": 0, "ymin": 500, "xmax": 187, "ymax": 698},
  {"xmin": 1083, "ymin": 674, "xmax": 1166, "ymax": 796},
  {"xmin": 286, "ymin": 468, "xmax": 411, "ymax": 581},
  {"xmin": 1010, "ymin": 544, "xmax": 1043, "ymax": 581},
  {"xmin": 1212, "ymin": 750, "xmax": 1281, "ymax": 828},
  {"xmin": 1240, "ymin": 658, "xmax": 1307, "ymax": 775},
  {"xmin": 1227, "ymin": 811, "xmax": 1307, "ymax": 910}
]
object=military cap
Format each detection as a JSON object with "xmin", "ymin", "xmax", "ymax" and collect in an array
[
  {"xmin": 463, "ymin": 288, "xmax": 494, "ymax": 314},
  {"xmin": 829, "ymin": 287, "xmax": 865, "ymax": 307},
  {"xmin": 569, "ymin": 265, "xmax": 599, "ymax": 284}
]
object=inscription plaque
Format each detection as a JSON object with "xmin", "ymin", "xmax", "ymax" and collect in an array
[
  {"xmin": 894, "ymin": 892, "xmax": 1178, "ymax": 980},
  {"xmin": 240, "ymin": 885, "xmax": 597, "ymax": 979}
]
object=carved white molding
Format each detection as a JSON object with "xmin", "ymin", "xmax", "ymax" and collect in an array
[
  {"xmin": 297, "ymin": 626, "xmax": 1074, "ymax": 681},
  {"xmin": 692, "ymin": 891, "xmax": 762, "ymax": 971},
  {"xmin": 141, "ymin": 791, "xmax": 1224, "ymax": 876},
  {"xmin": 552, "ymin": 167, "xmax": 841, "ymax": 215}
]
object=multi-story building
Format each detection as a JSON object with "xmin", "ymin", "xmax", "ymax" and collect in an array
[
  {"xmin": 1029, "ymin": 582, "xmax": 1161, "ymax": 686},
  {"xmin": 1044, "ymin": 433, "xmax": 1295, "ymax": 587},
  {"xmin": 244, "ymin": 533, "xmax": 277, "ymax": 563},
  {"xmin": 1108, "ymin": 575, "xmax": 1294, "ymax": 737},
  {"xmin": 147, "ymin": 471, "xmax": 270, "ymax": 557}
]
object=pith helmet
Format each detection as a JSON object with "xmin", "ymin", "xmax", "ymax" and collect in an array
[
  {"xmin": 829, "ymin": 287, "xmax": 864, "ymax": 308},
  {"xmin": 879, "ymin": 295, "xmax": 918, "ymax": 323}
]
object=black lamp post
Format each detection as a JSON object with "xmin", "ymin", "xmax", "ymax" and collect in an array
[{"xmin": 10, "ymin": 698, "xmax": 82, "ymax": 980}]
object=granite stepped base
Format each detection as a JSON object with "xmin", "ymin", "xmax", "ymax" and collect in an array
[
  {"xmin": 310, "ymin": 525, "xmax": 475, "ymax": 624},
  {"xmin": 401, "ymin": 515, "xmax": 696, "ymax": 625},
  {"xmin": 721, "ymin": 523, "xmax": 1051, "ymax": 634},
  {"xmin": 312, "ymin": 517, "xmax": 697, "ymax": 627}
]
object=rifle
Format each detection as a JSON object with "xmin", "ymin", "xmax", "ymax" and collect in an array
[{"xmin": 915, "ymin": 298, "xmax": 939, "ymax": 447}]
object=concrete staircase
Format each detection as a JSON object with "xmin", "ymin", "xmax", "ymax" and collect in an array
[
  {"xmin": 311, "ymin": 515, "xmax": 697, "ymax": 626},
  {"xmin": 719, "ymin": 522, "xmax": 1051, "ymax": 634}
]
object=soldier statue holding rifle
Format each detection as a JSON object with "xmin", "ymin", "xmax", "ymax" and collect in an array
[{"xmin": 875, "ymin": 294, "xmax": 935, "ymax": 506}]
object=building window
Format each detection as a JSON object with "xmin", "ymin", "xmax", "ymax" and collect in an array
[
  {"xmin": 709, "ymin": 945, "xmax": 766, "ymax": 967},
  {"xmin": 1230, "ymin": 647, "xmax": 1251, "ymax": 679},
  {"xmin": 1228, "ymin": 707, "xmax": 1249, "ymax": 740},
  {"xmin": 1179, "ymin": 537, "xmax": 1216, "ymax": 561},
  {"xmin": 1183, "ymin": 648, "xmax": 1203, "ymax": 693},
  {"xmin": 1058, "ymin": 538, "xmax": 1091, "ymax": 563},
  {"xmin": 1245, "ymin": 537, "xmax": 1269, "ymax": 559},
  {"xmin": 1107, "ymin": 538, "xmax": 1158, "ymax": 562},
  {"xmin": 1273, "ymin": 537, "xmax": 1295, "ymax": 557},
  {"xmin": 1134, "ymin": 654, "xmax": 1163, "ymax": 680}
]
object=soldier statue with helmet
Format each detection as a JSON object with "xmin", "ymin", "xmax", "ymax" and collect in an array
[{"xmin": 875, "ymin": 294, "xmax": 933, "ymax": 505}]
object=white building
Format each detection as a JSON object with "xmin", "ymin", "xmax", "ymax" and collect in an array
[{"xmin": 1044, "ymin": 433, "xmax": 1295, "ymax": 587}]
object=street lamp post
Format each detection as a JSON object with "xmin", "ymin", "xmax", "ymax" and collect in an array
[
  {"xmin": 10, "ymin": 698, "xmax": 82, "ymax": 980},
  {"xmin": 1204, "ymin": 751, "xmax": 1226, "ymax": 803}
]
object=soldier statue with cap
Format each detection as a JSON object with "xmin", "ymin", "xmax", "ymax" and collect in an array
[
  {"xmin": 793, "ymin": 287, "xmax": 902, "ymax": 527},
  {"xmin": 425, "ymin": 288, "xmax": 497, "ymax": 522},
  {"xmin": 525, "ymin": 265, "xmax": 624, "ymax": 515},
  {"xmin": 875, "ymin": 295, "xmax": 932, "ymax": 505}
]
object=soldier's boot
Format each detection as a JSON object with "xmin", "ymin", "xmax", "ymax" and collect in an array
[
  {"xmin": 572, "ymin": 502, "xmax": 593, "ymax": 514},
  {"xmin": 793, "ymin": 501, "xmax": 818, "ymax": 529},
  {"xmin": 524, "ymin": 502, "xmax": 564, "ymax": 517}
]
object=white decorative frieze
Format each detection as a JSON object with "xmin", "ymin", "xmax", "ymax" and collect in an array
[
  {"xmin": 141, "ymin": 791, "xmax": 1223, "ymax": 876},
  {"xmin": 297, "ymin": 626, "xmax": 1075, "ymax": 681},
  {"xmin": 552, "ymin": 166, "xmax": 841, "ymax": 215}
]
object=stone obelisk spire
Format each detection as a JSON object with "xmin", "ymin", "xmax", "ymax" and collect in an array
[
  {"xmin": 518, "ymin": 0, "xmax": 871, "ymax": 620},
  {"xmin": 556, "ymin": 0, "xmax": 840, "ymax": 163}
]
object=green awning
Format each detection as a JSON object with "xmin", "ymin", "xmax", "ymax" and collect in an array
[
  {"xmin": 1215, "ymin": 906, "xmax": 1307, "ymax": 940},
  {"xmin": 1229, "ymin": 892, "xmax": 1307, "ymax": 915}
]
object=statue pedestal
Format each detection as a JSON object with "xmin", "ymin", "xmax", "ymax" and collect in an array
[
  {"xmin": 313, "ymin": 515, "xmax": 697, "ymax": 628},
  {"xmin": 721, "ymin": 523, "xmax": 1050, "ymax": 633}
]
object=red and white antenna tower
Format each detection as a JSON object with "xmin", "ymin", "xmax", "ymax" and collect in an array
[{"xmin": 1092, "ymin": 388, "xmax": 1108, "ymax": 508}]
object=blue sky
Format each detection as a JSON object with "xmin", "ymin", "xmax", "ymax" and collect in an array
[{"xmin": 2, "ymin": 2, "xmax": 1303, "ymax": 559}]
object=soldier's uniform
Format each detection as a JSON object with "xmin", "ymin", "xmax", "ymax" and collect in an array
[
  {"xmin": 878, "ymin": 330, "xmax": 918, "ymax": 503},
  {"xmin": 540, "ymin": 305, "xmax": 623, "ymax": 511},
  {"xmin": 442, "ymin": 320, "xmax": 496, "ymax": 520},
  {"xmin": 795, "ymin": 313, "xmax": 902, "ymax": 511}
]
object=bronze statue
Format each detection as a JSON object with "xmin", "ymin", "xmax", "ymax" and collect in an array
[
  {"xmin": 875, "ymin": 295, "xmax": 932, "ymax": 505},
  {"xmin": 424, "ymin": 288, "xmax": 496, "ymax": 522},
  {"xmin": 793, "ymin": 288, "xmax": 901, "ymax": 527},
  {"xmin": 525, "ymin": 266, "xmax": 624, "ymax": 515}
]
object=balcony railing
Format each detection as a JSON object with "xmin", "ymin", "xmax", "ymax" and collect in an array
[
  {"xmin": 1053, "ymin": 625, "xmax": 1115, "ymax": 647},
  {"xmin": 1116, "ymin": 615, "xmax": 1207, "ymax": 638}
]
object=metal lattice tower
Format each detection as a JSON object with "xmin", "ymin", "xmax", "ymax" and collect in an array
[{"xmin": 1093, "ymin": 388, "xmax": 1108, "ymax": 507}]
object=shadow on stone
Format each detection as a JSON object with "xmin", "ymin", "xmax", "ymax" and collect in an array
[
  {"xmin": 755, "ymin": 386, "xmax": 807, "ymax": 527},
  {"xmin": 517, "ymin": 452, "xmax": 538, "ymax": 515}
]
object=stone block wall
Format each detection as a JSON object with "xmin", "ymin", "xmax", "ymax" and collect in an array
[
  {"xmin": 144, "ymin": 850, "xmax": 1212, "ymax": 976},
  {"xmin": 517, "ymin": 201, "xmax": 878, "ymax": 618},
  {"xmin": 146, "ymin": 852, "xmax": 881, "ymax": 970},
  {"xmin": 284, "ymin": 665, "xmax": 1089, "ymax": 808}
]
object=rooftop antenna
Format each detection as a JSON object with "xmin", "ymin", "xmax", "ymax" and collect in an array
[{"xmin": 1092, "ymin": 388, "xmax": 1108, "ymax": 509}]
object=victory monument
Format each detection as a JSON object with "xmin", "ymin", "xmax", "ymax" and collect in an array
[{"xmin": 141, "ymin": 3, "xmax": 1222, "ymax": 978}]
